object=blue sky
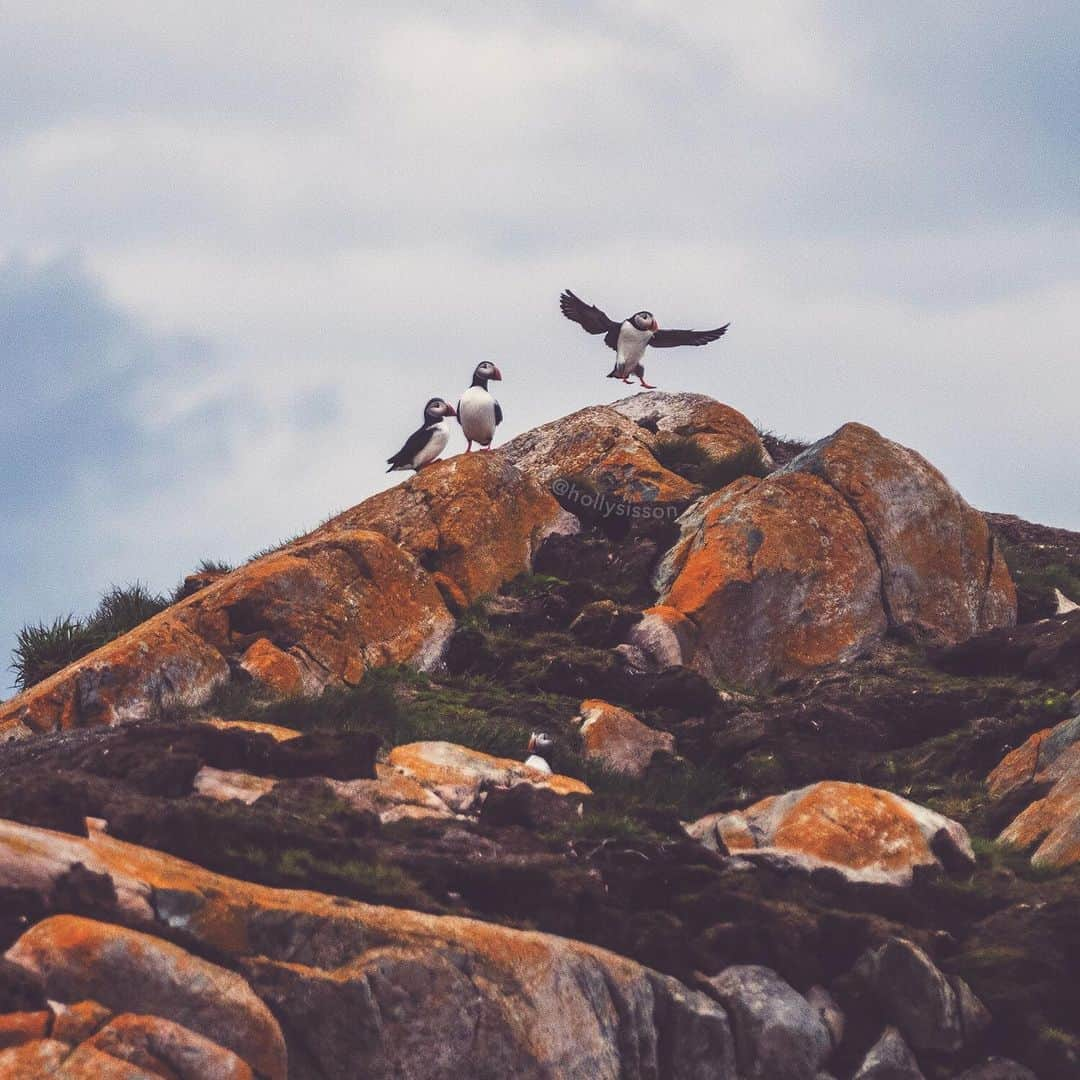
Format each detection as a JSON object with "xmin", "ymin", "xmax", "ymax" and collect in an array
[{"xmin": 2, "ymin": 2, "xmax": 1078, "ymax": 695}]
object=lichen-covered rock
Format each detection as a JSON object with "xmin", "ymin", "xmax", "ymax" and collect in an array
[
  {"xmin": 5, "ymin": 915, "xmax": 287, "ymax": 1078},
  {"xmin": 0, "ymin": 1008, "xmax": 50, "ymax": 1048},
  {"xmin": 686, "ymin": 781, "xmax": 974, "ymax": 885},
  {"xmin": 386, "ymin": 741, "xmax": 591, "ymax": 813},
  {"xmin": 704, "ymin": 965, "xmax": 832, "ymax": 1080},
  {"xmin": 854, "ymin": 937, "xmax": 990, "ymax": 1053},
  {"xmin": 613, "ymin": 392, "xmax": 771, "ymax": 468},
  {"xmin": 656, "ymin": 472, "xmax": 887, "ymax": 688},
  {"xmin": 193, "ymin": 766, "xmax": 278, "ymax": 805},
  {"xmin": 627, "ymin": 605, "xmax": 699, "ymax": 671},
  {"xmin": 787, "ymin": 423, "xmax": 1015, "ymax": 643},
  {"xmin": 82, "ymin": 1012, "xmax": 255, "ymax": 1080},
  {"xmin": 237, "ymin": 637, "xmax": 311, "ymax": 696},
  {"xmin": 575, "ymin": 699, "xmax": 676, "ymax": 778},
  {"xmin": 0, "ymin": 819, "xmax": 737, "ymax": 1080},
  {"xmin": 0, "ymin": 529, "xmax": 453, "ymax": 734},
  {"xmin": 325, "ymin": 451, "xmax": 575, "ymax": 604},
  {"xmin": 503, "ymin": 400, "xmax": 703, "ymax": 506},
  {"xmin": 852, "ymin": 1026, "xmax": 924, "ymax": 1079},
  {"xmin": 992, "ymin": 711, "xmax": 1080, "ymax": 867}
]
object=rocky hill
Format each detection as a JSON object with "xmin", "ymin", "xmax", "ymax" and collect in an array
[{"xmin": 0, "ymin": 392, "xmax": 1078, "ymax": 1078}]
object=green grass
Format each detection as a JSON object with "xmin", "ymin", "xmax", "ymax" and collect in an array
[{"xmin": 10, "ymin": 581, "xmax": 170, "ymax": 691}]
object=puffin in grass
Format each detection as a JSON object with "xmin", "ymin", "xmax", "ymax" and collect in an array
[
  {"xmin": 386, "ymin": 398, "xmax": 457, "ymax": 472},
  {"xmin": 457, "ymin": 361, "xmax": 503, "ymax": 451},
  {"xmin": 559, "ymin": 289, "xmax": 729, "ymax": 388}
]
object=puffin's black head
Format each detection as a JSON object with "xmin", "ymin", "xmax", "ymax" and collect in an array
[
  {"xmin": 471, "ymin": 361, "xmax": 503, "ymax": 387},
  {"xmin": 527, "ymin": 731, "xmax": 554, "ymax": 755},
  {"xmin": 631, "ymin": 311, "xmax": 659, "ymax": 332},
  {"xmin": 424, "ymin": 397, "xmax": 456, "ymax": 423}
]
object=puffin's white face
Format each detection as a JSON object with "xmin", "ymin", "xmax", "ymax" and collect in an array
[
  {"xmin": 528, "ymin": 731, "xmax": 554, "ymax": 754},
  {"xmin": 475, "ymin": 361, "xmax": 503, "ymax": 381},
  {"xmin": 424, "ymin": 398, "xmax": 456, "ymax": 422},
  {"xmin": 632, "ymin": 311, "xmax": 659, "ymax": 332}
]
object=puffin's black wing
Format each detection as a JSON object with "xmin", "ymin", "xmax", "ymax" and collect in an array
[
  {"xmin": 560, "ymin": 290, "xmax": 619, "ymax": 337},
  {"xmin": 649, "ymin": 323, "xmax": 730, "ymax": 348},
  {"xmin": 494, "ymin": 400, "xmax": 503, "ymax": 426},
  {"xmin": 386, "ymin": 424, "xmax": 430, "ymax": 471}
]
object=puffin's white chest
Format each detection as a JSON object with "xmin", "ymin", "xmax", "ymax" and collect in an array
[
  {"xmin": 458, "ymin": 386, "xmax": 498, "ymax": 445},
  {"xmin": 616, "ymin": 323, "xmax": 653, "ymax": 373},
  {"xmin": 414, "ymin": 420, "xmax": 450, "ymax": 467}
]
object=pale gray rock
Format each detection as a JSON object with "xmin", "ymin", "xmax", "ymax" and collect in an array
[
  {"xmin": 852, "ymin": 1026, "xmax": 924, "ymax": 1079},
  {"xmin": 705, "ymin": 965, "xmax": 832, "ymax": 1080}
]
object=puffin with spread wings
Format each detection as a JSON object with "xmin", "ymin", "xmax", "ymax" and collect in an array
[{"xmin": 559, "ymin": 289, "xmax": 729, "ymax": 388}]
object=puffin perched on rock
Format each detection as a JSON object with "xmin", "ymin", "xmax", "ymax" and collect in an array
[
  {"xmin": 457, "ymin": 361, "xmax": 503, "ymax": 451},
  {"xmin": 386, "ymin": 398, "xmax": 457, "ymax": 472},
  {"xmin": 525, "ymin": 731, "xmax": 554, "ymax": 774},
  {"xmin": 559, "ymin": 289, "xmax": 729, "ymax": 388}
]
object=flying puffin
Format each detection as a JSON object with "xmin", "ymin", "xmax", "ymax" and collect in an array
[
  {"xmin": 386, "ymin": 398, "xmax": 457, "ymax": 472},
  {"xmin": 525, "ymin": 731, "xmax": 554, "ymax": 774},
  {"xmin": 559, "ymin": 289, "xmax": 729, "ymax": 388},
  {"xmin": 457, "ymin": 361, "xmax": 503, "ymax": 451}
]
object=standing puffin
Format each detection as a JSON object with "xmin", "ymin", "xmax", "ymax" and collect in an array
[
  {"xmin": 386, "ymin": 398, "xmax": 457, "ymax": 472},
  {"xmin": 525, "ymin": 731, "xmax": 554, "ymax": 774},
  {"xmin": 457, "ymin": 361, "xmax": 503, "ymax": 451},
  {"xmin": 559, "ymin": 289, "xmax": 729, "ymax": 388}
]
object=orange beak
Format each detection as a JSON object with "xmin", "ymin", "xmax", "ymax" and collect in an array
[
  {"xmin": 445, "ymin": 404, "xmax": 457, "ymax": 417},
  {"xmin": 527, "ymin": 734, "xmax": 536, "ymax": 753},
  {"xmin": 492, "ymin": 366, "xmax": 503, "ymax": 381},
  {"xmin": 651, "ymin": 318, "xmax": 660, "ymax": 331}
]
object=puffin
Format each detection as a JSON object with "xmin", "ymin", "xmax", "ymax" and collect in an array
[
  {"xmin": 457, "ymin": 361, "xmax": 503, "ymax": 451},
  {"xmin": 386, "ymin": 398, "xmax": 457, "ymax": 472},
  {"xmin": 559, "ymin": 289, "xmax": 729, "ymax": 388},
  {"xmin": 525, "ymin": 731, "xmax": 554, "ymax": 774}
]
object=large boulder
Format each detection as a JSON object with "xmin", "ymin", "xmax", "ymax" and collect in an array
[
  {"xmin": 990, "ymin": 710, "xmax": 1080, "ymax": 867},
  {"xmin": 575, "ymin": 699, "xmax": 676, "ymax": 778},
  {"xmin": 704, "ymin": 965, "xmax": 832, "ymax": 1080},
  {"xmin": 654, "ymin": 422, "xmax": 1016, "ymax": 689},
  {"xmin": 0, "ymin": 528, "xmax": 454, "ymax": 735},
  {"xmin": 686, "ymin": 781, "xmax": 975, "ymax": 886},
  {"xmin": 5, "ymin": 915, "xmax": 287, "ymax": 1078},
  {"xmin": 656, "ymin": 472, "xmax": 887, "ymax": 688},
  {"xmin": 853, "ymin": 938, "xmax": 990, "ymax": 1054},
  {"xmin": 322, "ymin": 451, "xmax": 574, "ymax": 604},
  {"xmin": 787, "ymin": 423, "xmax": 1015, "ymax": 643},
  {"xmin": 0, "ymin": 819, "xmax": 738, "ymax": 1079}
]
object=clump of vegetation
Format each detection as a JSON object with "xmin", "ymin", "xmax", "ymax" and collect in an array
[
  {"xmin": 10, "ymin": 581, "xmax": 169, "ymax": 691},
  {"xmin": 10, "ymin": 616, "xmax": 99, "ymax": 691},
  {"xmin": 652, "ymin": 436, "xmax": 770, "ymax": 491}
]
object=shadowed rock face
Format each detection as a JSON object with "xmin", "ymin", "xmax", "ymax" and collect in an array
[{"xmin": 0, "ymin": 820, "xmax": 738, "ymax": 1080}]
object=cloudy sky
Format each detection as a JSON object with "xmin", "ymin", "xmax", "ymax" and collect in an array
[{"xmin": 2, "ymin": 2, "xmax": 1078, "ymax": 694}]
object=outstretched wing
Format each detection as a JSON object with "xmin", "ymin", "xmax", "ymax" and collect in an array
[
  {"xmin": 648, "ymin": 323, "xmax": 730, "ymax": 348},
  {"xmin": 560, "ymin": 289, "xmax": 619, "ymax": 336},
  {"xmin": 494, "ymin": 400, "xmax": 503, "ymax": 426}
]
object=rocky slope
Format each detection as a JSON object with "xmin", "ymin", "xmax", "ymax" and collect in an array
[{"xmin": 0, "ymin": 392, "xmax": 1077, "ymax": 1078}]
